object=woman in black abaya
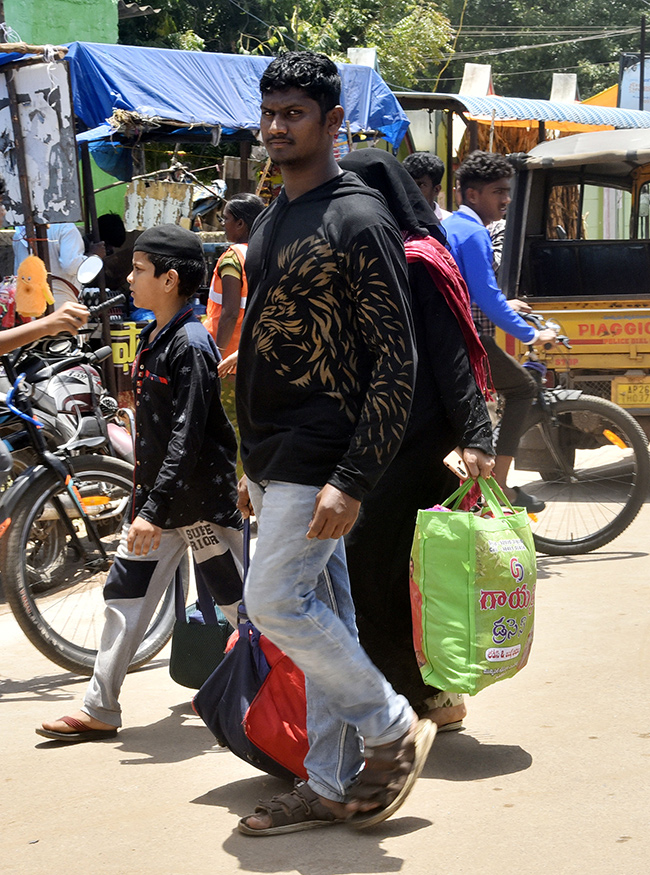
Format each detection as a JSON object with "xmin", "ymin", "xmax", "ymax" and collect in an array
[{"xmin": 340, "ymin": 149, "xmax": 495, "ymax": 726}]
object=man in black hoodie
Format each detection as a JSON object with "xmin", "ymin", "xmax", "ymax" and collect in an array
[{"xmin": 235, "ymin": 52, "xmax": 436, "ymax": 836}]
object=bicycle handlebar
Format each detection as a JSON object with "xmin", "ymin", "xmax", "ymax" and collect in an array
[{"xmin": 521, "ymin": 311, "xmax": 572, "ymax": 349}]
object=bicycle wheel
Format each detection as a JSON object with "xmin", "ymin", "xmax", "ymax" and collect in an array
[
  {"xmin": 513, "ymin": 395, "xmax": 650, "ymax": 555},
  {"xmin": 2, "ymin": 455, "xmax": 186, "ymax": 675}
]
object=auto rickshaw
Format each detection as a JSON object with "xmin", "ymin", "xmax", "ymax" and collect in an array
[{"xmin": 500, "ymin": 128, "xmax": 650, "ymax": 430}]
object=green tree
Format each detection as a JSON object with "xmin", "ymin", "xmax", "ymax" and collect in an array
[
  {"xmin": 118, "ymin": 0, "xmax": 452, "ymax": 89},
  {"xmin": 434, "ymin": 0, "xmax": 647, "ymax": 98}
]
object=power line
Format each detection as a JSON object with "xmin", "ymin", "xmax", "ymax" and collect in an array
[
  {"xmin": 223, "ymin": 0, "xmax": 310, "ymax": 50},
  {"xmin": 436, "ymin": 26, "xmax": 638, "ymax": 61},
  {"xmin": 419, "ymin": 59, "xmax": 617, "ymax": 81}
]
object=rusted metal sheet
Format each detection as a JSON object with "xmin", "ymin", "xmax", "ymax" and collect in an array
[
  {"xmin": 0, "ymin": 59, "xmax": 82, "ymax": 225},
  {"xmin": 124, "ymin": 179, "xmax": 193, "ymax": 230}
]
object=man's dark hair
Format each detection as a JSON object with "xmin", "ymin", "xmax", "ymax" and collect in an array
[
  {"xmin": 260, "ymin": 51, "xmax": 341, "ymax": 120},
  {"xmin": 403, "ymin": 153, "xmax": 445, "ymax": 187},
  {"xmin": 225, "ymin": 192, "xmax": 266, "ymax": 231},
  {"xmin": 455, "ymin": 150, "xmax": 514, "ymax": 197},
  {"xmin": 147, "ymin": 252, "xmax": 205, "ymax": 298}
]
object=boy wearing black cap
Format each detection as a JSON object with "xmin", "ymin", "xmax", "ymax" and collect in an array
[{"xmin": 38, "ymin": 224, "xmax": 242, "ymax": 742}]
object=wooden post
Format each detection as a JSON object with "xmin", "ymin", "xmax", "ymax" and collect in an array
[
  {"xmin": 5, "ymin": 64, "xmax": 50, "ymax": 269},
  {"xmin": 445, "ymin": 109, "xmax": 454, "ymax": 211},
  {"xmin": 469, "ymin": 119, "xmax": 479, "ymax": 152},
  {"xmin": 80, "ymin": 141, "xmax": 118, "ymax": 396},
  {"xmin": 239, "ymin": 140, "xmax": 252, "ymax": 193}
]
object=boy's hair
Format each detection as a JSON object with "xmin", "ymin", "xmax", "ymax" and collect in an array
[
  {"xmin": 225, "ymin": 193, "xmax": 266, "ymax": 231},
  {"xmin": 455, "ymin": 150, "xmax": 514, "ymax": 197},
  {"xmin": 260, "ymin": 51, "xmax": 341, "ymax": 120},
  {"xmin": 147, "ymin": 252, "xmax": 205, "ymax": 299},
  {"xmin": 403, "ymin": 153, "xmax": 445, "ymax": 186}
]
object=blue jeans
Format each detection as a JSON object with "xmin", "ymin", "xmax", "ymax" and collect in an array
[{"xmin": 245, "ymin": 480, "xmax": 413, "ymax": 802}]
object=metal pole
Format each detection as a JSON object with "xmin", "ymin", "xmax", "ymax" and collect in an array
[
  {"xmin": 80, "ymin": 141, "xmax": 117, "ymax": 397},
  {"xmin": 641, "ymin": 16, "xmax": 646, "ymax": 111}
]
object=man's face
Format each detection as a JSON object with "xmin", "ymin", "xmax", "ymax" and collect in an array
[
  {"xmin": 464, "ymin": 177, "xmax": 511, "ymax": 225},
  {"xmin": 413, "ymin": 175, "xmax": 441, "ymax": 208},
  {"xmin": 128, "ymin": 252, "xmax": 168, "ymax": 310},
  {"xmin": 260, "ymin": 88, "xmax": 335, "ymax": 168}
]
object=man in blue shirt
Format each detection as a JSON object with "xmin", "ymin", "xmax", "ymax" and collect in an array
[{"xmin": 443, "ymin": 151, "xmax": 557, "ymax": 512}]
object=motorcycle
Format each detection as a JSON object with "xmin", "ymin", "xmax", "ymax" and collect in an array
[{"xmin": 0, "ymin": 294, "xmax": 134, "ymax": 477}]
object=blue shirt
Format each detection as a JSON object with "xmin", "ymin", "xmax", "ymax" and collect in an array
[{"xmin": 442, "ymin": 208, "xmax": 535, "ymax": 343}]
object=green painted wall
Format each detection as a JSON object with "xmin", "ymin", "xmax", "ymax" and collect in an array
[{"xmin": 6, "ymin": 0, "xmax": 118, "ymax": 45}]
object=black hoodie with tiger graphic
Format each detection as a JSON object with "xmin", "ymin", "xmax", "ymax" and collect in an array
[{"xmin": 236, "ymin": 170, "xmax": 416, "ymax": 502}]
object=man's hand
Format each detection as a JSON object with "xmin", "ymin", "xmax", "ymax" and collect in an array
[
  {"xmin": 41, "ymin": 302, "xmax": 89, "ymax": 335},
  {"xmin": 127, "ymin": 516, "xmax": 162, "ymax": 556},
  {"xmin": 237, "ymin": 474, "xmax": 253, "ymax": 519},
  {"xmin": 218, "ymin": 350, "xmax": 238, "ymax": 379},
  {"xmin": 462, "ymin": 447, "xmax": 495, "ymax": 480},
  {"xmin": 307, "ymin": 484, "xmax": 361, "ymax": 540},
  {"xmin": 508, "ymin": 298, "xmax": 532, "ymax": 314},
  {"xmin": 532, "ymin": 328, "xmax": 557, "ymax": 347}
]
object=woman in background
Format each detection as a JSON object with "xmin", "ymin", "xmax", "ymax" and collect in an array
[{"xmin": 204, "ymin": 193, "xmax": 265, "ymax": 363}]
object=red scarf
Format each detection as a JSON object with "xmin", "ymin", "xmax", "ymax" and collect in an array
[{"xmin": 404, "ymin": 235, "xmax": 491, "ymax": 395}]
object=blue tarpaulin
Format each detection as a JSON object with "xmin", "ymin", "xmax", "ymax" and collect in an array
[{"xmin": 0, "ymin": 43, "xmax": 409, "ymax": 148}]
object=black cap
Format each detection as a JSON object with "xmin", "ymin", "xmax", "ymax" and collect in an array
[{"xmin": 133, "ymin": 224, "xmax": 203, "ymax": 260}]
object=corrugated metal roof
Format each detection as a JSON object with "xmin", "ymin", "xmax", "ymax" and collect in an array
[
  {"xmin": 395, "ymin": 92, "xmax": 650, "ymax": 130},
  {"xmin": 117, "ymin": 1, "xmax": 160, "ymax": 19}
]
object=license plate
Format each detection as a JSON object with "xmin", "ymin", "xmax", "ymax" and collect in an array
[{"xmin": 613, "ymin": 381, "xmax": 650, "ymax": 407}]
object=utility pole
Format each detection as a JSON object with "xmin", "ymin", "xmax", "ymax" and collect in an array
[{"xmin": 641, "ymin": 16, "xmax": 646, "ymax": 111}]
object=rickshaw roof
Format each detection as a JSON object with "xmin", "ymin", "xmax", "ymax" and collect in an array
[
  {"xmin": 394, "ymin": 92, "xmax": 650, "ymax": 134},
  {"xmin": 523, "ymin": 129, "xmax": 650, "ymax": 174}
]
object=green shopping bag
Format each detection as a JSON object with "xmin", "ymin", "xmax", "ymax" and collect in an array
[{"xmin": 410, "ymin": 476, "xmax": 537, "ymax": 695}]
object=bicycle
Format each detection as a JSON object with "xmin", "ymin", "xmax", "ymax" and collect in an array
[
  {"xmin": 0, "ymin": 299, "xmax": 187, "ymax": 674},
  {"xmin": 507, "ymin": 313, "xmax": 650, "ymax": 555}
]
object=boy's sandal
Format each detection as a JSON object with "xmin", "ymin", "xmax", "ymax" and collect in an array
[
  {"xmin": 349, "ymin": 718, "xmax": 437, "ymax": 830},
  {"xmin": 238, "ymin": 783, "xmax": 345, "ymax": 836},
  {"xmin": 35, "ymin": 715, "xmax": 118, "ymax": 742}
]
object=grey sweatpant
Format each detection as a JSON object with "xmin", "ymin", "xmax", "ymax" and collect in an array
[{"xmin": 83, "ymin": 520, "xmax": 243, "ymax": 727}]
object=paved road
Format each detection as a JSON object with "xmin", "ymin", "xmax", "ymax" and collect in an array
[{"xmin": 1, "ymin": 507, "xmax": 649, "ymax": 875}]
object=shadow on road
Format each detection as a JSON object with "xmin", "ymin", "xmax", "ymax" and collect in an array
[
  {"xmin": 537, "ymin": 550, "xmax": 648, "ymax": 579},
  {"xmin": 114, "ymin": 700, "xmax": 221, "ymax": 765},
  {"xmin": 31, "ymin": 700, "xmax": 222, "ymax": 764},
  {"xmin": 0, "ymin": 657, "xmax": 169, "ymax": 702},
  {"xmin": 422, "ymin": 731, "xmax": 533, "ymax": 781},
  {"xmin": 193, "ymin": 775, "xmax": 431, "ymax": 873}
]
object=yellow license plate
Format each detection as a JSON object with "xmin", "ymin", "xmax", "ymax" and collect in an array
[{"xmin": 613, "ymin": 381, "xmax": 650, "ymax": 407}]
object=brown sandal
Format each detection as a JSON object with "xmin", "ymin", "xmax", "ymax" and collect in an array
[
  {"xmin": 349, "ymin": 718, "xmax": 436, "ymax": 829},
  {"xmin": 238, "ymin": 783, "xmax": 345, "ymax": 836}
]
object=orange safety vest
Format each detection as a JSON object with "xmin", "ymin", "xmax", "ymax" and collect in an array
[{"xmin": 204, "ymin": 243, "xmax": 248, "ymax": 359}]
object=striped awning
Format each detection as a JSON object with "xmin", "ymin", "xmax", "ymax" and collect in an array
[{"xmin": 395, "ymin": 92, "xmax": 650, "ymax": 131}]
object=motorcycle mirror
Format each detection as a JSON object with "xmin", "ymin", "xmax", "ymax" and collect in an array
[{"xmin": 77, "ymin": 254, "xmax": 103, "ymax": 285}]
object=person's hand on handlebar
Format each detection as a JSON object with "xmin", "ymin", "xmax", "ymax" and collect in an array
[
  {"xmin": 508, "ymin": 298, "xmax": 532, "ymax": 314},
  {"xmin": 532, "ymin": 328, "xmax": 558, "ymax": 347},
  {"xmin": 41, "ymin": 302, "xmax": 90, "ymax": 335},
  {"xmin": 0, "ymin": 302, "xmax": 90, "ymax": 356}
]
